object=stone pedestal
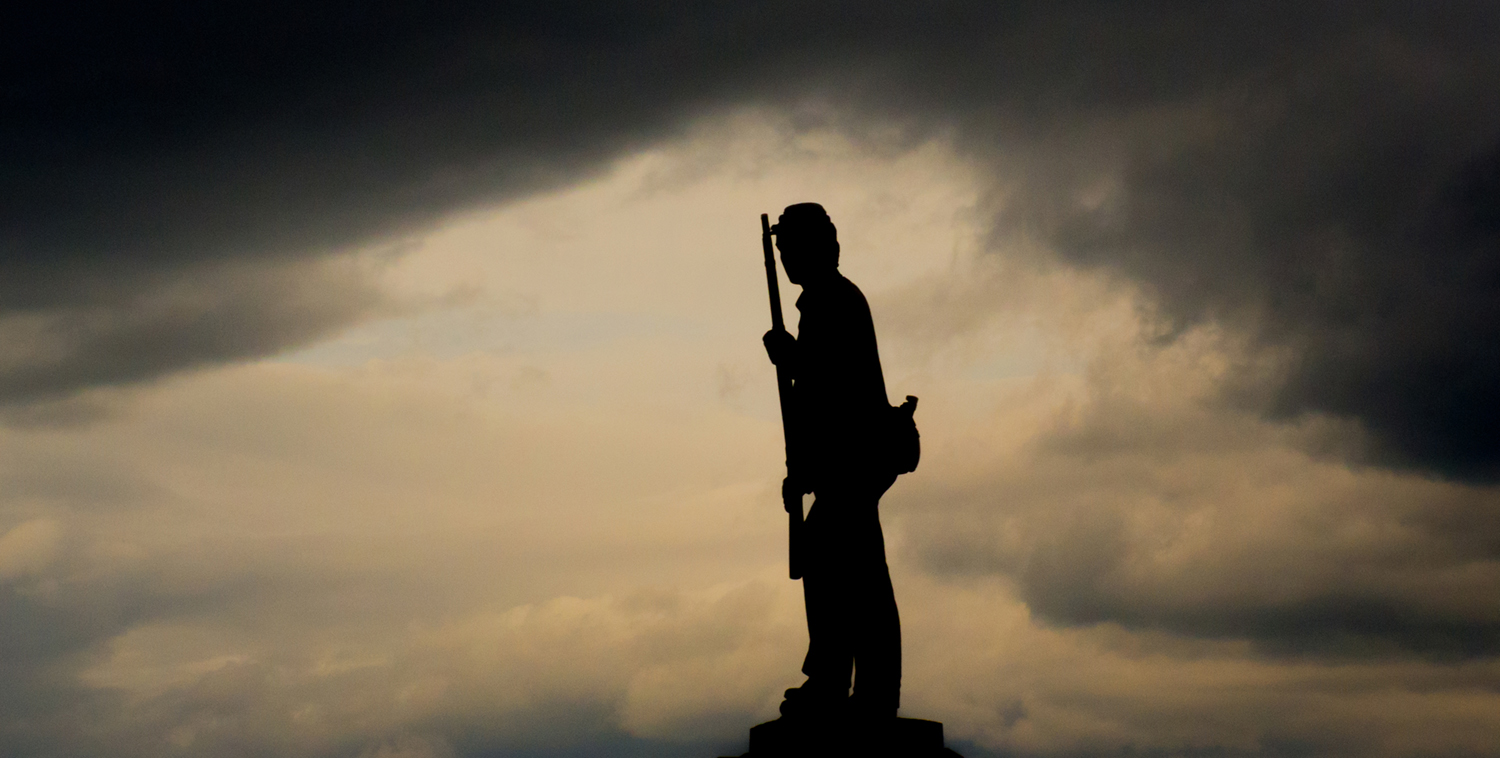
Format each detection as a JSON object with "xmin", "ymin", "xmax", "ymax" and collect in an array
[{"xmin": 726, "ymin": 715, "xmax": 960, "ymax": 757}]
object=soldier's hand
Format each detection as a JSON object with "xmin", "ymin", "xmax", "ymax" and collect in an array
[{"xmin": 763, "ymin": 328, "xmax": 795, "ymax": 367}]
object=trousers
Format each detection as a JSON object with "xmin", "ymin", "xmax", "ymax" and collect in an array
[{"xmin": 799, "ymin": 486, "xmax": 901, "ymax": 712}]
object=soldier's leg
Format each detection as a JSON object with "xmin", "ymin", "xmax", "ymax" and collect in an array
[
  {"xmin": 850, "ymin": 508, "xmax": 901, "ymax": 717},
  {"xmin": 799, "ymin": 563, "xmax": 855, "ymax": 695},
  {"xmin": 788, "ymin": 500, "xmax": 854, "ymax": 713}
]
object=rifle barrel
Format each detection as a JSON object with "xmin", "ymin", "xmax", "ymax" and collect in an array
[{"xmin": 761, "ymin": 213, "xmax": 803, "ymax": 580}]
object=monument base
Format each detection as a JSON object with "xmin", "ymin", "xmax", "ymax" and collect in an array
[{"xmin": 725, "ymin": 715, "xmax": 961, "ymax": 757}]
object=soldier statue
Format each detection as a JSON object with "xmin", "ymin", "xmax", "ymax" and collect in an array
[{"xmin": 762, "ymin": 202, "xmax": 907, "ymax": 722}]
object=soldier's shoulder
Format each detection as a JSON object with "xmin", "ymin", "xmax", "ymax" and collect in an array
[
  {"xmin": 833, "ymin": 273, "xmax": 872, "ymax": 308},
  {"xmin": 833, "ymin": 272, "xmax": 866, "ymax": 296}
]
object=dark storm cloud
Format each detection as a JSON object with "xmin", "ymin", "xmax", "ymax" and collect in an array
[
  {"xmin": 6, "ymin": 1, "xmax": 1499, "ymax": 462},
  {"xmin": 4, "ymin": 0, "xmax": 956, "ymax": 402},
  {"xmin": 0, "ymin": 257, "xmax": 384, "ymax": 403},
  {"xmin": 978, "ymin": 28, "xmax": 1500, "ymax": 482}
]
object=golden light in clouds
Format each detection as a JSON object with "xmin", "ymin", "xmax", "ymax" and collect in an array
[{"xmin": 3, "ymin": 113, "xmax": 1498, "ymax": 757}]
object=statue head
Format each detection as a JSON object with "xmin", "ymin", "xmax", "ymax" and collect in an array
[{"xmin": 773, "ymin": 203, "xmax": 839, "ymax": 285}]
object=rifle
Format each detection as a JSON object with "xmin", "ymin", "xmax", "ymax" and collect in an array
[{"xmin": 761, "ymin": 213, "xmax": 804, "ymax": 580}]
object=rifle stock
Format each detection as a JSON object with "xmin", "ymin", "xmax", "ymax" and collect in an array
[{"xmin": 762, "ymin": 213, "xmax": 804, "ymax": 580}]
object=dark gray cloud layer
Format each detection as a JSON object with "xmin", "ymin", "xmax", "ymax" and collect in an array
[
  {"xmin": 8, "ymin": 1, "xmax": 1499, "ymax": 480},
  {"xmin": 980, "ymin": 20, "xmax": 1500, "ymax": 482}
]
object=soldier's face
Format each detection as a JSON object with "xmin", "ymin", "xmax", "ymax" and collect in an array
[
  {"xmin": 776, "ymin": 231, "xmax": 831, "ymax": 285},
  {"xmin": 776, "ymin": 234, "xmax": 808, "ymax": 284}
]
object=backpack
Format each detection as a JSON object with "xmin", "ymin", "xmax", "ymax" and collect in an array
[{"xmin": 886, "ymin": 395, "xmax": 921, "ymax": 476}]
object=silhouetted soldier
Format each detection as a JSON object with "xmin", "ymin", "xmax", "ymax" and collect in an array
[{"xmin": 763, "ymin": 203, "xmax": 902, "ymax": 722}]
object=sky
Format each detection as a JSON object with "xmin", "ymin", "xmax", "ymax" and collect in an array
[{"xmin": 4, "ymin": 3, "xmax": 1500, "ymax": 757}]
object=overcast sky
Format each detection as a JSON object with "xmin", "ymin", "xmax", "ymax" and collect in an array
[{"xmin": 4, "ymin": 3, "xmax": 1500, "ymax": 757}]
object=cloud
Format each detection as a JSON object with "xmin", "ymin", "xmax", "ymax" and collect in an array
[
  {"xmin": 1, "ymin": 200, "xmax": 1497, "ymax": 757},
  {"xmin": 971, "ymin": 27, "xmax": 1500, "ymax": 481},
  {"xmin": 892, "ymin": 314, "xmax": 1500, "ymax": 658},
  {"xmin": 12, "ymin": 1, "xmax": 1500, "ymax": 479},
  {"xmin": 0, "ymin": 255, "xmax": 390, "ymax": 406},
  {"xmin": 0, "ymin": 519, "xmax": 62, "ymax": 579},
  {"xmin": 897, "ymin": 573, "xmax": 1500, "ymax": 758},
  {"xmin": 11, "ymin": 1, "xmax": 1500, "ymax": 479},
  {"xmin": 0, "ymin": 347, "xmax": 796, "ymax": 757},
  {"xmin": 9, "ymin": 16, "xmax": 1500, "ymax": 752}
]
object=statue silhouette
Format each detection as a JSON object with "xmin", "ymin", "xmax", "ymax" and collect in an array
[
  {"xmin": 763, "ymin": 203, "xmax": 903, "ymax": 721},
  {"xmin": 731, "ymin": 203, "xmax": 949, "ymax": 757}
]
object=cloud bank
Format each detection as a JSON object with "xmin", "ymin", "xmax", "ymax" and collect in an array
[
  {"xmin": 8, "ymin": 1, "xmax": 1500, "ymax": 480},
  {"xmin": 7, "ymin": 4, "xmax": 1500, "ymax": 756}
]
